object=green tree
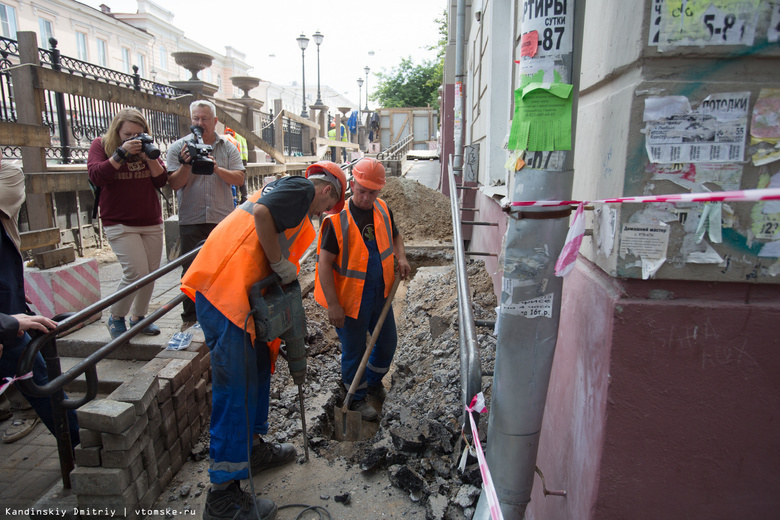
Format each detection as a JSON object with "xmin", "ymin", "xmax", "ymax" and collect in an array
[{"xmin": 372, "ymin": 11, "xmax": 446, "ymax": 110}]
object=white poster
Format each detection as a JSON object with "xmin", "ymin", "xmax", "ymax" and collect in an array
[
  {"xmin": 649, "ymin": 0, "xmax": 761, "ymax": 50},
  {"xmin": 520, "ymin": 0, "xmax": 573, "ymax": 57}
]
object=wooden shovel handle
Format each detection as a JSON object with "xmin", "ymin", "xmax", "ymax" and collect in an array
[{"xmin": 341, "ymin": 275, "xmax": 402, "ymax": 412}]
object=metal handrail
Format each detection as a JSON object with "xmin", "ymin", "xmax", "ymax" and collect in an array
[
  {"xmin": 377, "ymin": 133, "xmax": 414, "ymax": 161},
  {"xmin": 447, "ymin": 155, "xmax": 482, "ymax": 433},
  {"xmin": 16, "ymin": 246, "xmax": 201, "ymax": 488}
]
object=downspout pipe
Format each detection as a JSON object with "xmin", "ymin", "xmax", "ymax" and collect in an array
[
  {"xmin": 453, "ymin": 0, "xmax": 466, "ymax": 173},
  {"xmin": 474, "ymin": 0, "xmax": 585, "ymax": 518}
]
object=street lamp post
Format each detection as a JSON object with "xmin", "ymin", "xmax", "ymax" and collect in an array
[
  {"xmin": 357, "ymin": 78, "xmax": 363, "ymax": 114},
  {"xmin": 296, "ymin": 33, "xmax": 309, "ymax": 117},
  {"xmin": 313, "ymin": 31, "xmax": 324, "ymax": 106},
  {"xmin": 363, "ymin": 65, "xmax": 370, "ymax": 111}
]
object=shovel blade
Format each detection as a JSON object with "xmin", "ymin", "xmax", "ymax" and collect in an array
[{"xmin": 334, "ymin": 405, "xmax": 363, "ymax": 441}]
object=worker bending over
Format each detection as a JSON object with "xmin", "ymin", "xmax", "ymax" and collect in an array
[
  {"xmin": 181, "ymin": 162, "xmax": 346, "ymax": 520},
  {"xmin": 315, "ymin": 158, "xmax": 411, "ymax": 421}
]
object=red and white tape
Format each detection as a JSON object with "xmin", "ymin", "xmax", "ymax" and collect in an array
[
  {"xmin": 0, "ymin": 372, "xmax": 33, "ymax": 397},
  {"xmin": 464, "ymin": 393, "xmax": 504, "ymax": 520},
  {"xmin": 510, "ymin": 187, "xmax": 780, "ymax": 207},
  {"xmin": 508, "ymin": 188, "xmax": 780, "ymax": 276}
]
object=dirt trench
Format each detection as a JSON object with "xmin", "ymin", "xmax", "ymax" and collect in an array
[{"xmin": 146, "ymin": 178, "xmax": 499, "ymax": 520}]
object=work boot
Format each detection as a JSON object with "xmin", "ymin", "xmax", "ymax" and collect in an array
[
  {"xmin": 349, "ymin": 399, "xmax": 378, "ymax": 421},
  {"xmin": 3, "ymin": 415, "xmax": 40, "ymax": 443},
  {"xmin": 129, "ymin": 316, "xmax": 161, "ymax": 336},
  {"xmin": 250, "ymin": 438, "xmax": 297, "ymax": 472},
  {"xmin": 203, "ymin": 481, "xmax": 277, "ymax": 520},
  {"xmin": 367, "ymin": 384, "xmax": 388, "ymax": 403}
]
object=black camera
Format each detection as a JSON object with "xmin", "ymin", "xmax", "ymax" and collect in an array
[
  {"xmin": 135, "ymin": 133, "xmax": 160, "ymax": 159},
  {"xmin": 186, "ymin": 125, "xmax": 214, "ymax": 175}
]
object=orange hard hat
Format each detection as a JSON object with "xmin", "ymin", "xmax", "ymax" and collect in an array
[
  {"xmin": 330, "ymin": 122, "xmax": 336, "ymax": 128},
  {"xmin": 352, "ymin": 158, "xmax": 385, "ymax": 190},
  {"xmin": 225, "ymin": 127, "xmax": 235, "ymax": 135},
  {"xmin": 306, "ymin": 161, "xmax": 347, "ymax": 214}
]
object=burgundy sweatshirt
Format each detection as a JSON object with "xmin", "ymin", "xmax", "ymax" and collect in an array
[{"xmin": 87, "ymin": 137, "xmax": 168, "ymax": 227}]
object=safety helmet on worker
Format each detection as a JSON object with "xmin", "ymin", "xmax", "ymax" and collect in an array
[
  {"xmin": 306, "ymin": 161, "xmax": 347, "ymax": 214},
  {"xmin": 330, "ymin": 122, "xmax": 336, "ymax": 128},
  {"xmin": 351, "ymin": 157, "xmax": 385, "ymax": 190}
]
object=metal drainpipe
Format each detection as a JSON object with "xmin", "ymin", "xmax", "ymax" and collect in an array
[
  {"xmin": 453, "ymin": 0, "xmax": 466, "ymax": 173},
  {"xmin": 447, "ymin": 156, "xmax": 482, "ymax": 432},
  {"xmin": 473, "ymin": 0, "xmax": 585, "ymax": 518}
]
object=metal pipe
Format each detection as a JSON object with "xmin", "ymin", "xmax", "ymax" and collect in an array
[
  {"xmin": 453, "ymin": 0, "xmax": 466, "ymax": 172},
  {"xmin": 447, "ymin": 156, "xmax": 482, "ymax": 433},
  {"xmin": 474, "ymin": 0, "xmax": 585, "ymax": 518}
]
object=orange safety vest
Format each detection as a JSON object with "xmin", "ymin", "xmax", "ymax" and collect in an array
[
  {"xmin": 314, "ymin": 198, "xmax": 395, "ymax": 319},
  {"xmin": 224, "ymin": 133, "xmax": 242, "ymax": 155},
  {"xmin": 181, "ymin": 189, "xmax": 315, "ymax": 370}
]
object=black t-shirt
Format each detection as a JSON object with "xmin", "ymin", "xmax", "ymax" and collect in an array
[
  {"xmin": 257, "ymin": 176, "xmax": 315, "ymax": 232},
  {"xmin": 320, "ymin": 198, "xmax": 398, "ymax": 255}
]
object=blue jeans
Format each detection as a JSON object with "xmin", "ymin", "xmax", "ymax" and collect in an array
[
  {"xmin": 0, "ymin": 333, "xmax": 80, "ymax": 448},
  {"xmin": 336, "ymin": 240, "xmax": 397, "ymax": 401},
  {"xmin": 196, "ymin": 293, "xmax": 270, "ymax": 484}
]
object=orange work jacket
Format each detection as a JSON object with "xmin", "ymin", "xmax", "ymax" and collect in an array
[
  {"xmin": 181, "ymin": 190, "xmax": 315, "ymax": 370},
  {"xmin": 314, "ymin": 198, "xmax": 395, "ymax": 319}
]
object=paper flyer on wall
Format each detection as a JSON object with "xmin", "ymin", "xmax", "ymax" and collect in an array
[
  {"xmin": 644, "ymin": 92, "xmax": 750, "ymax": 164},
  {"xmin": 649, "ymin": 0, "xmax": 761, "ymax": 50}
]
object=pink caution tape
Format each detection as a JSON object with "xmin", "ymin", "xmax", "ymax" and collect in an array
[
  {"xmin": 555, "ymin": 202, "xmax": 585, "ymax": 277},
  {"xmin": 511, "ymin": 187, "xmax": 780, "ymax": 207},
  {"xmin": 465, "ymin": 393, "xmax": 504, "ymax": 520},
  {"xmin": 0, "ymin": 372, "xmax": 33, "ymax": 396}
]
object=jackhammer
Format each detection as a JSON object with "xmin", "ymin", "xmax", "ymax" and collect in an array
[{"xmin": 249, "ymin": 274, "xmax": 309, "ymax": 460}]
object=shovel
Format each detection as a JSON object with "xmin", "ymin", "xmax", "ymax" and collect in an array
[{"xmin": 334, "ymin": 276, "xmax": 401, "ymax": 441}]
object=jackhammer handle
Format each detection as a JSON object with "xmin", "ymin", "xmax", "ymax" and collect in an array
[
  {"xmin": 341, "ymin": 275, "xmax": 402, "ymax": 412},
  {"xmin": 255, "ymin": 272, "xmax": 282, "ymax": 292}
]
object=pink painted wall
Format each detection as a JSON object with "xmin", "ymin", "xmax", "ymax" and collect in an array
[{"xmin": 528, "ymin": 258, "xmax": 780, "ymax": 520}]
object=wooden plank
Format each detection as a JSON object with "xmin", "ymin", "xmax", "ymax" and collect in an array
[
  {"xmin": 216, "ymin": 109, "xmax": 286, "ymax": 165},
  {"xmin": 25, "ymin": 171, "xmax": 91, "ymax": 193},
  {"xmin": 282, "ymin": 110, "xmax": 319, "ymax": 129},
  {"xmin": 0, "ymin": 121, "xmax": 51, "ymax": 147},
  {"xmin": 20, "ymin": 228, "xmax": 61, "ymax": 251},
  {"xmin": 315, "ymin": 137, "xmax": 359, "ymax": 149}
]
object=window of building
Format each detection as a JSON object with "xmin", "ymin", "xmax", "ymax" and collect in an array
[
  {"xmin": 121, "ymin": 47, "xmax": 130, "ymax": 74},
  {"xmin": 137, "ymin": 53, "xmax": 145, "ymax": 77},
  {"xmin": 38, "ymin": 18, "xmax": 53, "ymax": 47},
  {"xmin": 159, "ymin": 45, "xmax": 167, "ymax": 70},
  {"xmin": 76, "ymin": 32, "xmax": 88, "ymax": 61},
  {"xmin": 0, "ymin": 3, "xmax": 18, "ymax": 39},
  {"xmin": 97, "ymin": 39, "xmax": 108, "ymax": 67}
]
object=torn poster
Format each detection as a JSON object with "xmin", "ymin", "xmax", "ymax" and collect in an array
[
  {"xmin": 750, "ymin": 88, "xmax": 780, "ymax": 166},
  {"xmin": 509, "ymin": 70, "xmax": 573, "ymax": 151},
  {"xmin": 644, "ymin": 92, "xmax": 750, "ymax": 164},
  {"xmin": 520, "ymin": 0, "xmax": 573, "ymax": 57},
  {"xmin": 620, "ymin": 223, "xmax": 670, "ymax": 279},
  {"xmin": 769, "ymin": 2, "xmax": 780, "ymax": 43},
  {"xmin": 648, "ymin": 162, "xmax": 743, "ymax": 192},
  {"xmin": 649, "ymin": 0, "xmax": 761, "ymax": 50},
  {"xmin": 502, "ymin": 293, "xmax": 554, "ymax": 319},
  {"xmin": 694, "ymin": 202, "xmax": 723, "ymax": 244},
  {"xmin": 751, "ymin": 171, "xmax": 780, "ymax": 239}
]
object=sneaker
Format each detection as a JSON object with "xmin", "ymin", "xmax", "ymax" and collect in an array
[
  {"xmin": 204, "ymin": 481, "xmax": 277, "ymax": 520},
  {"xmin": 129, "ymin": 316, "xmax": 161, "ymax": 336},
  {"xmin": 180, "ymin": 320, "xmax": 197, "ymax": 333},
  {"xmin": 3, "ymin": 416, "xmax": 40, "ymax": 443},
  {"xmin": 106, "ymin": 316, "xmax": 127, "ymax": 340},
  {"xmin": 250, "ymin": 438, "xmax": 297, "ymax": 472},
  {"xmin": 367, "ymin": 384, "xmax": 388, "ymax": 403},
  {"xmin": 349, "ymin": 399, "xmax": 378, "ymax": 421}
]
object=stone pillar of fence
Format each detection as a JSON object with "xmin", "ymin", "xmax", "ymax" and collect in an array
[{"xmin": 235, "ymin": 97, "xmax": 264, "ymax": 163}]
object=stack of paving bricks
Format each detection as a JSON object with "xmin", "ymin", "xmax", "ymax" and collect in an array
[{"xmin": 70, "ymin": 340, "xmax": 211, "ymax": 518}]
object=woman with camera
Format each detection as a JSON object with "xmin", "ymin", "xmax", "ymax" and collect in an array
[{"xmin": 88, "ymin": 108, "xmax": 168, "ymax": 339}]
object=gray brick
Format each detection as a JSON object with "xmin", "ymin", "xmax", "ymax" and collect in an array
[
  {"xmin": 133, "ymin": 471, "xmax": 149, "ymax": 503},
  {"xmin": 172, "ymin": 384, "xmax": 187, "ymax": 411},
  {"xmin": 76, "ymin": 400, "xmax": 135, "ymax": 434},
  {"xmin": 153, "ymin": 436, "xmax": 164, "ymax": 458},
  {"xmin": 157, "ymin": 358, "xmax": 193, "ymax": 391},
  {"xmin": 147, "ymin": 399, "xmax": 161, "ymax": 422},
  {"xmin": 157, "ymin": 378, "xmax": 171, "ymax": 403},
  {"xmin": 156, "ymin": 349, "xmax": 199, "ymax": 362},
  {"xmin": 139, "ymin": 357, "xmax": 171, "ymax": 377},
  {"xmin": 158, "ymin": 466, "xmax": 172, "ymax": 489},
  {"xmin": 101, "ymin": 413, "xmax": 149, "ymax": 451},
  {"xmin": 108, "ymin": 373, "xmax": 159, "ymax": 416},
  {"xmin": 74, "ymin": 445, "xmax": 101, "ymax": 467},
  {"xmin": 79, "ymin": 428, "xmax": 103, "ymax": 449},
  {"xmin": 156, "ymin": 450, "xmax": 171, "ymax": 476},
  {"xmin": 180, "ymin": 425, "xmax": 192, "ymax": 452},
  {"xmin": 128, "ymin": 452, "xmax": 144, "ymax": 481},
  {"xmin": 102, "ymin": 436, "xmax": 144, "ymax": 468},
  {"xmin": 168, "ymin": 438, "xmax": 182, "ymax": 461},
  {"xmin": 170, "ymin": 449, "xmax": 183, "ymax": 474},
  {"xmin": 190, "ymin": 413, "xmax": 202, "ymax": 437},
  {"xmin": 194, "ymin": 379, "xmax": 207, "ymax": 402},
  {"xmin": 176, "ymin": 409, "xmax": 189, "ymax": 435},
  {"xmin": 140, "ymin": 480, "xmax": 161, "ymax": 509},
  {"xmin": 71, "ymin": 466, "xmax": 131, "ymax": 495},
  {"xmin": 159, "ymin": 397, "xmax": 174, "ymax": 418},
  {"xmin": 76, "ymin": 483, "xmax": 137, "ymax": 510},
  {"xmin": 141, "ymin": 436, "xmax": 158, "ymax": 482}
]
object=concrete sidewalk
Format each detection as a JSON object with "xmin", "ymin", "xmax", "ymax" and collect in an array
[{"xmin": 0, "ymin": 254, "xmax": 188, "ymax": 517}]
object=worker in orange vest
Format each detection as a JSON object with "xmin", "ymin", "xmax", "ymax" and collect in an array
[
  {"xmin": 182, "ymin": 162, "xmax": 346, "ymax": 520},
  {"xmin": 314, "ymin": 158, "xmax": 411, "ymax": 421}
]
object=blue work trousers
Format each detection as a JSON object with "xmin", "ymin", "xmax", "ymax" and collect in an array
[
  {"xmin": 196, "ymin": 293, "xmax": 271, "ymax": 484},
  {"xmin": 336, "ymin": 240, "xmax": 397, "ymax": 401},
  {"xmin": 0, "ymin": 332, "xmax": 80, "ymax": 448}
]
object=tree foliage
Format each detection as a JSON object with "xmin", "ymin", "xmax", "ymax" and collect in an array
[{"xmin": 372, "ymin": 11, "xmax": 446, "ymax": 110}]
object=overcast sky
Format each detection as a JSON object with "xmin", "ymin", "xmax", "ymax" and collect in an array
[{"xmin": 82, "ymin": 0, "xmax": 446, "ymax": 107}]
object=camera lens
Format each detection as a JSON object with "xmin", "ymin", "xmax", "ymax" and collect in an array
[{"xmin": 142, "ymin": 141, "xmax": 160, "ymax": 159}]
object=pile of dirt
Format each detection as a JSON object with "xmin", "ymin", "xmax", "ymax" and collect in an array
[{"xmin": 381, "ymin": 177, "xmax": 453, "ymax": 244}]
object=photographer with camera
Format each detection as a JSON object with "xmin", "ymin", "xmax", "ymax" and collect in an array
[
  {"xmin": 87, "ymin": 108, "xmax": 168, "ymax": 339},
  {"xmin": 167, "ymin": 100, "xmax": 245, "ymax": 331}
]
